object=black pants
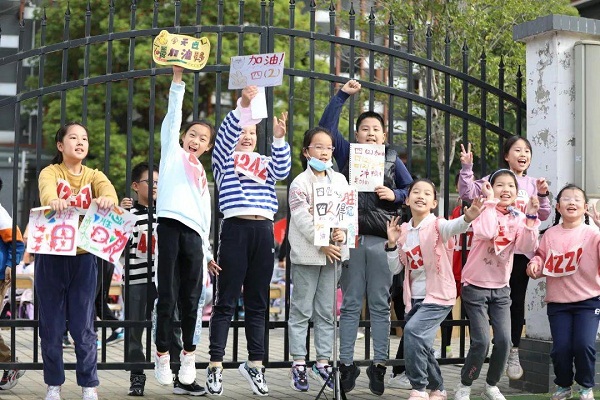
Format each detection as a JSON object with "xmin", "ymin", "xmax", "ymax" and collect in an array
[
  {"xmin": 510, "ymin": 254, "xmax": 530, "ymax": 348},
  {"xmin": 155, "ymin": 218, "xmax": 203, "ymax": 353},
  {"xmin": 95, "ymin": 258, "xmax": 117, "ymax": 323},
  {"xmin": 209, "ymin": 218, "xmax": 274, "ymax": 362}
]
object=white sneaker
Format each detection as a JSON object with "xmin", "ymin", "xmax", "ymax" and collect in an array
[
  {"xmin": 482, "ymin": 383, "xmax": 506, "ymax": 400},
  {"xmin": 454, "ymin": 383, "xmax": 471, "ymax": 400},
  {"xmin": 238, "ymin": 362, "xmax": 269, "ymax": 396},
  {"xmin": 387, "ymin": 372, "xmax": 412, "ymax": 389},
  {"xmin": 551, "ymin": 386, "xmax": 573, "ymax": 400},
  {"xmin": 45, "ymin": 386, "xmax": 62, "ymax": 400},
  {"xmin": 434, "ymin": 349, "xmax": 442, "ymax": 358},
  {"xmin": 82, "ymin": 387, "xmax": 98, "ymax": 400},
  {"xmin": 506, "ymin": 347, "xmax": 523, "ymax": 380},
  {"xmin": 154, "ymin": 352, "xmax": 173, "ymax": 385},
  {"xmin": 205, "ymin": 366, "xmax": 223, "ymax": 395},
  {"xmin": 178, "ymin": 351, "xmax": 197, "ymax": 385}
]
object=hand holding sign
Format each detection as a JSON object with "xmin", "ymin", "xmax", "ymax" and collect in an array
[
  {"xmin": 153, "ymin": 30, "xmax": 211, "ymax": 71},
  {"xmin": 228, "ymin": 52, "xmax": 285, "ymax": 89}
]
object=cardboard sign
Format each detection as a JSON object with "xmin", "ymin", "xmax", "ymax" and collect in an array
[
  {"xmin": 27, "ymin": 206, "xmax": 80, "ymax": 256},
  {"xmin": 233, "ymin": 151, "xmax": 268, "ymax": 184},
  {"xmin": 313, "ymin": 184, "xmax": 358, "ymax": 248},
  {"xmin": 152, "ymin": 30, "xmax": 211, "ymax": 71},
  {"xmin": 77, "ymin": 203, "xmax": 136, "ymax": 265},
  {"xmin": 349, "ymin": 144, "xmax": 385, "ymax": 192},
  {"xmin": 228, "ymin": 52, "xmax": 285, "ymax": 89}
]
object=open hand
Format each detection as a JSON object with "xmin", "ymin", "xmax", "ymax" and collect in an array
[
  {"xmin": 273, "ymin": 112, "xmax": 288, "ymax": 139},
  {"xmin": 464, "ymin": 197, "xmax": 485, "ymax": 223},
  {"xmin": 386, "ymin": 216, "xmax": 402, "ymax": 246},
  {"xmin": 320, "ymin": 244, "xmax": 342, "ymax": 263},
  {"xmin": 586, "ymin": 202, "xmax": 600, "ymax": 228}
]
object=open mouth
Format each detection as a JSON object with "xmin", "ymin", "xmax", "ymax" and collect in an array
[
  {"xmin": 189, "ymin": 145, "xmax": 198, "ymax": 153},
  {"xmin": 414, "ymin": 200, "xmax": 426, "ymax": 206},
  {"xmin": 517, "ymin": 158, "xmax": 528, "ymax": 167}
]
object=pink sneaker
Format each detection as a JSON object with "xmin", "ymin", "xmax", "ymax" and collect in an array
[
  {"xmin": 409, "ymin": 389, "xmax": 430, "ymax": 400},
  {"xmin": 430, "ymin": 389, "xmax": 448, "ymax": 400}
]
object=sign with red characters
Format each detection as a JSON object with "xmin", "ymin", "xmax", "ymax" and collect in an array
[{"xmin": 543, "ymin": 248, "xmax": 583, "ymax": 277}]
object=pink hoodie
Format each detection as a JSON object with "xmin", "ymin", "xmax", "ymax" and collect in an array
[
  {"xmin": 529, "ymin": 223, "xmax": 600, "ymax": 303},
  {"xmin": 461, "ymin": 199, "xmax": 540, "ymax": 289}
]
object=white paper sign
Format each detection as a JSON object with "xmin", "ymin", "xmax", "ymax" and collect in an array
[
  {"xmin": 251, "ymin": 87, "xmax": 268, "ymax": 120},
  {"xmin": 313, "ymin": 184, "xmax": 358, "ymax": 248},
  {"xmin": 77, "ymin": 203, "xmax": 137, "ymax": 264},
  {"xmin": 233, "ymin": 151, "xmax": 268, "ymax": 184},
  {"xmin": 27, "ymin": 206, "xmax": 80, "ymax": 255},
  {"xmin": 349, "ymin": 143, "xmax": 385, "ymax": 192},
  {"xmin": 228, "ymin": 52, "xmax": 285, "ymax": 89}
]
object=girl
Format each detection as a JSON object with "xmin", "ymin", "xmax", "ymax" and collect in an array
[
  {"xmin": 526, "ymin": 184, "xmax": 600, "ymax": 400},
  {"xmin": 287, "ymin": 127, "xmax": 350, "ymax": 392},
  {"xmin": 208, "ymin": 86, "xmax": 291, "ymax": 396},
  {"xmin": 37, "ymin": 122, "xmax": 119, "ymax": 400},
  {"xmin": 154, "ymin": 65, "xmax": 217, "ymax": 389},
  {"xmin": 386, "ymin": 179, "xmax": 485, "ymax": 400},
  {"xmin": 454, "ymin": 169, "xmax": 540, "ymax": 400},
  {"xmin": 458, "ymin": 137, "xmax": 550, "ymax": 380}
]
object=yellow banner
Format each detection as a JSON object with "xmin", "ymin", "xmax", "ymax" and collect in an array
[{"xmin": 152, "ymin": 30, "xmax": 210, "ymax": 71}]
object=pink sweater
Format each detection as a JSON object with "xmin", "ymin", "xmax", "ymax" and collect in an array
[
  {"xmin": 529, "ymin": 223, "xmax": 600, "ymax": 303},
  {"xmin": 461, "ymin": 200, "xmax": 540, "ymax": 289}
]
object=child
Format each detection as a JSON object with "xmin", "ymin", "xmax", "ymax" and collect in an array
[
  {"xmin": 453, "ymin": 169, "xmax": 540, "ymax": 400},
  {"xmin": 208, "ymin": 86, "xmax": 291, "ymax": 396},
  {"xmin": 319, "ymin": 79, "xmax": 413, "ymax": 395},
  {"xmin": 458, "ymin": 137, "xmax": 550, "ymax": 379},
  {"xmin": 386, "ymin": 179, "xmax": 485, "ymax": 400},
  {"xmin": 154, "ymin": 65, "xmax": 217, "ymax": 388},
  {"xmin": 287, "ymin": 127, "xmax": 350, "ymax": 392},
  {"xmin": 0, "ymin": 176, "xmax": 25, "ymax": 391},
  {"xmin": 37, "ymin": 122, "xmax": 119, "ymax": 400},
  {"xmin": 526, "ymin": 184, "xmax": 600, "ymax": 400}
]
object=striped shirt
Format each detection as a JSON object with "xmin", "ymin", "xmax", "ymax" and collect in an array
[
  {"xmin": 126, "ymin": 202, "xmax": 157, "ymax": 286},
  {"xmin": 212, "ymin": 109, "xmax": 291, "ymax": 220}
]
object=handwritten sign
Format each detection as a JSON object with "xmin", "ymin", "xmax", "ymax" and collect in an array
[
  {"xmin": 27, "ymin": 207, "xmax": 80, "ymax": 256},
  {"xmin": 349, "ymin": 144, "xmax": 385, "ymax": 192},
  {"xmin": 313, "ymin": 184, "xmax": 358, "ymax": 248},
  {"xmin": 77, "ymin": 203, "xmax": 136, "ymax": 265},
  {"xmin": 228, "ymin": 52, "xmax": 285, "ymax": 89},
  {"xmin": 233, "ymin": 151, "xmax": 268, "ymax": 184},
  {"xmin": 152, "ymin": 30, "xmax": 211, "ymax": 71}
]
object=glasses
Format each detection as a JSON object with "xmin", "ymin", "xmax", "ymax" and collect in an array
[
  {"xmin": 308, "ymin": 145, "xmax": 335, "ymax": 152},
  {"xmin": 138, "ymin": 179, "xmax": 158, "ymax": 185},
  {"xmin": 559, "ymin": 197, "xmax": 584, "ymax": 203}
]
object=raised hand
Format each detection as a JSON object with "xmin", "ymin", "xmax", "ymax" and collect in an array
[
  {"xmin": 586, "ymin": 202, "xmax": 600, "ymax": 228},
  {"xmin": 536, "ymin": 178, "xmax": 549, "ymax": 195},
  {"xmin": 460, "ymin": 143, "xmax": 473, "ymax": 165},
  {"xmin": 481, "ymin": 181, "xmax": 494, "ymax": 201},
  {"xmin": 172, "ymin": 65, "xmax": 184, "ymax": 83},
  {"xmin": 273, "ymin": 111, "xmax": 288, "ymax": 139},
  {"xmin": 241, "ymin": 85, "xmax": 259, "ymax": 108},
  {"xmin": 386, "ymin": 215, "xmax": 402, "ymax": 247},
  {"xmin": 464, "ymin": 197, "xmax": 485, "ymax": 223},
  {"xmin": 341, "ymin": 79, "xmax": 361, "ymax": 96},
  {"xmin": 525, "ymin": 195, "xmax": 540, "ymax": 216}
]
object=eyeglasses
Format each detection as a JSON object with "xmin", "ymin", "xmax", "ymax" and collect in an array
[
  {"xmin": 138, "ymin": 179, "xmax": 158, "ymax": 185},
  {"xmin": 308, "ymin": 145, "xmax": 335, "ymax": 152}
]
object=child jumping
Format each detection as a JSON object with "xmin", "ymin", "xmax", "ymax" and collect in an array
[{"xmin": 527, "ymin": 184, "xmax": 600, "ymax": 400}]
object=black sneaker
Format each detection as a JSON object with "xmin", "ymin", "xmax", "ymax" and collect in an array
[
  {"xmin": 173, "ymin": 378, "xmax": 206, "ymax": 396},
  {"xmin": 106, "ymin": 328, "xmax": 124, "ymax": 346},
  {"xmin": 339, "ymin": 363, "xmax": 360, "ymax": 393},
  {"xmin": 366, "ymin": 362, "xmax": 386, "ymax": 396},
  {"xmin": 128, "ymin": 373, "xmax": 146, "ymax": 396}
]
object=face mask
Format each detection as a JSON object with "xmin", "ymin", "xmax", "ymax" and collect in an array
[{"xmin": 308, "ymin": 156, "xmax": 333, "ymax": 172}]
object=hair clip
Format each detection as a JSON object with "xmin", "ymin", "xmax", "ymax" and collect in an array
[{"xmin": 506, "ymin": 206, "xmax": 520, "ymax": 217}]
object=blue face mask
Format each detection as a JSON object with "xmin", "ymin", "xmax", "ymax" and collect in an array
[{"xmin": 308, "ymin": 156, "xmax": 333, "ymax": 172}]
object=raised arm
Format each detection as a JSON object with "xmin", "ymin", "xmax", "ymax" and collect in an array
[
  {"xmin": 160, "ymin": 66, "xmax": 186, "ymax": 154},
  {"xmin": 267, "ymin": 112, "xmax": 291, "ymax": 181}
]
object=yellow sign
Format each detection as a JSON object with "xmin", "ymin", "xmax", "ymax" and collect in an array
[{"xmin": 152, "ymin": 30, "xmax": 210, "ymax": 71}]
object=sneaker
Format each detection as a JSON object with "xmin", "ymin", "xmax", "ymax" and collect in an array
[
  {"xmin": 0, "ymin": 368, "xmax": 25, "ymax": 390},
  {"xmin": 96, "ymin": 340, "xmax": 102, "ymax": 350},
  {"xmin": 105, "ymin": 328, "xmax": 124, "ymax": 346},
  {"xmin": 289, "ymin": 364, "xmax": 309, "ymax": 392},
  {"xmin": 366, "ymin": 362, "xmax": 386, "ymax": 395},
  {"xmin": 339, "ymin": 362, "xmax": 360, "ymax": 393},
  {"xmin": 481, "ymin": 383, "xmax": 506, "ymax": 400},
  {"xmin": 454, "ymin": 383, "xmax": 471, "ymax": 400},
  {"xmin": 357, "ymin": 328, "xmax": 365, "ymax": 340},
  {"xmin": 62, "ymin": 336, "xmax": 73, "ymax": 348},
  {"xmin": 82, "ymin": 387, "xmax": 98, "ymax": 400},
  {"xmin": 309, "ymin": 363, "xmax": 333, "ymax": 391},
  {"xmin": 552, "ymin": 386, "xmax": 573, "ymax": 400},
  {"xmin": 128, "ymin": 373, "xmax": 146, "ymax": 396},
  {"xmin": 178, "ymin": 351, "xmax": 196, "ymax": 385},
  {"xmin": 173, "ymin": 377, "xmax": 206, "ymax": 396},
  {"xmin": 45, "ymin": 385, "xmax": 62, "ymax": 400},
  {"xmin": 388, "ymin": 372, "xmax": 412, "ymax": 389},
  {"xmin": 409, "ymin": 389, "xmax": 430, "ymax": 400},
  {"xmin": 506, "ymin": 347, "xmax": 523, "ymax": 380},
  {"xmin": 154, "ymin": 352, "xmax": 173, "ymax": 386},
  {"xmin": 430, "ymin": 390, "xmax": 448, "ymax": 400},
  {"xmin": 238, "ymin": 362, "xmax": 268, "ymax": 396},
  {"xmin": 579, "ymin": 388, "xmax": 594, "ymax": 400},
  {"xmin": 205, "ymin": 366, "xmax": 223, "ymax": 395}
]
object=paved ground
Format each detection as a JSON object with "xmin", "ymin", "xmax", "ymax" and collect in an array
[{"xmin": 0, "ymin": 327, "xmax": 527, "ymax": 399}]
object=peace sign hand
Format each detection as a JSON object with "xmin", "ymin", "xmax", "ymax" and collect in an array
[{"xmin": 460, "ymin": 143, "xmax": 473, "ymax": 165}]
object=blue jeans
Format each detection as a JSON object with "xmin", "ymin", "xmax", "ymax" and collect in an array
[
  {"xmin": 548, "ymin": 297, "xmax": 600, "ymax": 389},
  {"xmin": 404, "ymin": 299, "xmax": 452, "ymax": 391},
  {"xmin": 460, "ymin": 285, "xmax": 511, "ymax": 386}
]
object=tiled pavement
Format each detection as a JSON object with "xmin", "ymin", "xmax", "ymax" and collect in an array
[{"xmin": 0, "ymin": 327, "xmax": 524, "ymax": 399}]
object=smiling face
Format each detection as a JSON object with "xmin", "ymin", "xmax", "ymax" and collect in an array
[
  {"xmin": 302, "ymin": 132, "xmax": 334, "ymax": 164},
  {"xmin": 57, "ymin": 124, "xmax": 89, "ymax": 163},
  {"xmin": 181, "ymin": 123, "xmax": 213, "ymax": 158},
  {"xmin": 405, "ymin": 180, "xmax": 438, "ymax": 217},
  {"xmin": 491, "ymin": 173, "xmax": 517, "ymax": 207},
  {"xmin": 355, "ymin": 117, "xmax": 386, "ymax": 145},
  {"xmin": 504, "ymin": 138, "xmax": 531, "ymax": 175},
  {"xmin": 235, "ymin": 125, "xmax": 257, "ymax": 152},
  {"xmin": 556, "ymin": 188, "xmax": 587, "ymax": 223}
]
